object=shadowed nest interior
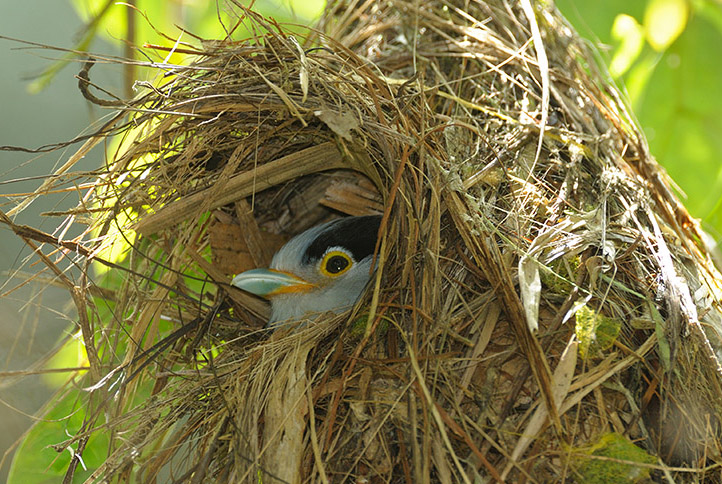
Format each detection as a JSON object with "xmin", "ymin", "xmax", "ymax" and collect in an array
[{"xmin": 5, "ymin": 0, "xmax": 722, "ymax": 482}]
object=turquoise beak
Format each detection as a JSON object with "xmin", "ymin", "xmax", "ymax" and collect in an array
[{"xmin": 231, "ymin": 268, "xmax": 315, "ymax": 298}]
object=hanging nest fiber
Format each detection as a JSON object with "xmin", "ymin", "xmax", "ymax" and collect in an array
[{"xmin": 7, "ymin": 0, "xmax": 722, "ymax": 482}]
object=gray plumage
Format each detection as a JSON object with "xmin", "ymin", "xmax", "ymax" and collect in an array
[{"xmin": 231, "ymin": 215, "xmax": 382, "ymax": 327}]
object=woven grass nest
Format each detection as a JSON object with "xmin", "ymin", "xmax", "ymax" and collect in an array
[{"xmin": 8, "ymin": 0, "xmax": 722, "ymax": 482}]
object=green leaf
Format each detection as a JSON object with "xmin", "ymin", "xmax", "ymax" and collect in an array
[
  {"xmin": 609, "ymin": 14, "xmax": 645, "ymax": 77},
  {"xmin": 622, "ymin": 49, "xmax": 660, "ymax": 107},
  {"xmin": 644, "ymin": 0, "xmax": 690, "ymax": 51},
  {"xmin": 554, "ymin": 0, "xmax": 646, "ymax": 47},
  {"xmin": 9, "ymin": 374, "xmax": 155, "ymax": 483},
  {"xmin": 7, "ymin": 389, "xmax": 109, "ymax": 484},
  {"xmin": 44, "ymin": 334, "xmax": 88, "ymax": 388}
]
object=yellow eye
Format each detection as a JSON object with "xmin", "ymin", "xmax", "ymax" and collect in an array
[{"xmin": 320, "ymin": 251, "xmax": 353, "ymax": 277}]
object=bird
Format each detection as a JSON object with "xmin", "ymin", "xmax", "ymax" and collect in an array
[{"xmin": 231, "ymin": 215, "xmax": 382, "ymax": 327}]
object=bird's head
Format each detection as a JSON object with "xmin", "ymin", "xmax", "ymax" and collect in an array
[{"xmin": 231, "ymin": 215, "xmax": 382, "ymax": 327}]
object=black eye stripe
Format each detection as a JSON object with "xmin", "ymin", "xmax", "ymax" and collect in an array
[{"xmin": 303, "ymin": 215, "xmax": 381, "ymax": 264}]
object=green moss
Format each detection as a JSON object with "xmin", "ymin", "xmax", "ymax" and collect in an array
[
  {"xmin": 575, "ymin": 305, "xmax": 622, "ymax": 358},
  {"xmin": 349, "ymin": 314, "xmax": 370, "ymax": 338},
  {"xmin": 540, "ymin": 255, "xmax": 580, "ymax": 294},
  {"xmin": 571, "ymin": 433, "xmax": 656, "ymax": 483},
  {"xmin": 349, "ymin": 313, "xmax": 389, "ymax": 339}
]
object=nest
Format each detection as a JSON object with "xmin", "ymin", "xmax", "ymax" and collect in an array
[{"xmin": 6, "ymin": 0, "xmax": 722, "ymax": 482}]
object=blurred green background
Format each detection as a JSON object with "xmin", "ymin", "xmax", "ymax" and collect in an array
[
  {"xmin": 1, "ymin": 0, "xmax": 721, "ymax": 482},
  {"xmin": 556, "ymin": 0, "xmax": 722, "ymax": 237}
]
